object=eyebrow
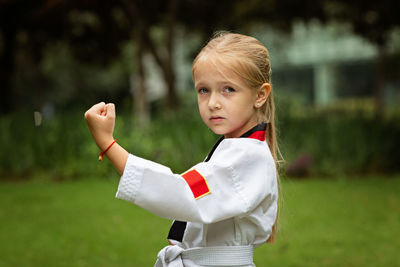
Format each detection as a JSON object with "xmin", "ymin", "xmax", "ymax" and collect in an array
[
  {"xmin": 194, "ymin": 81, "xmax": 207, "ymax": 89},
  {"xmin": 195, "ymin": 80, "xmax": 242, "ymax": 90}
]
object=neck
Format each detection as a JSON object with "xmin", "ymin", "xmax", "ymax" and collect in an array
[{"xmin": 224, "ymin": 121, "xmax": 259, "ymax": 139}]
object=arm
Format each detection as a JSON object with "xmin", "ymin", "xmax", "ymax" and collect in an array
[
  {"xmin": 84, "ymin": 102, "xmax": 128, "ymax": 175},
  {"xmin": 116, "ymin": 139, "xmax": 278, "ymax": 224},
  {"xmin": 102, "ymin": 142, "xmax": 129, "ymax": 176}
]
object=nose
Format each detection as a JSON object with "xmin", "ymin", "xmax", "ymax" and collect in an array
[{"xmin": 208, "ymin": 92, "xmax": 222, "ymax": 110}]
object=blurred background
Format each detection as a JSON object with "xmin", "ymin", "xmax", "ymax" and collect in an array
[{"xmin": 0, "ymin": 0, "xmax": 399, "ymax": 266}]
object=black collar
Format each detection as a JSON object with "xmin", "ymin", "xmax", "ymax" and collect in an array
[{"xmin": 240, "ymin": 122, "xmax": 267, "ymax": 139}]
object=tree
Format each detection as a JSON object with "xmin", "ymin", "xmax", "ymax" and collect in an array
[
  {"xmin": 0, "ymin": 0, "xmax": 130, "ymax": 114},
  {"xmin": 323, "ymin": 0, "xmax": 400, "ymax": 117},
  {"xmin": 120, "ymin": 0, "xmax": 180, "ymax": 124},
  {"xmin": 0, "ymin": 0, "xmax": 182, "ymax": 124},
  {"xmin": 185, "ymin": 0, "xmax": 399, "ymax": 116},
  {"xmin": 2, "ymin": 0, "xmax": 398, "ymax": 118}
]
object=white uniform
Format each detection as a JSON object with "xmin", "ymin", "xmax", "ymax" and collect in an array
[{"xmin": 116, "ymin": 124, "xmax": 278, "ymax": 266}]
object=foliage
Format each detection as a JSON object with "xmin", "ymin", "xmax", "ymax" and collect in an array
[
  {"xmin": 0, "ymin": 101, "xmax": 216, "ymax": 180},
  {"xmin": 277, "ymin": 95, "xmax": 400, "ymax": 176},
  {"xmin": 0, "ymin": 0, "xmax": 131, "ymax": 114},
  {"xmin": 0, "ymin": 97, "xmax": 399, "ymax": 181},
  {"xmin": 325, "ymin": 0, "xmax": 400, "ymax": 47},
  {"xmin": 2, "ymin": 0, "xmax": 399, "ymax": 114},
  {"xmin": 0, "ymin": 176, "xmax": 399, "ymax": 266}
]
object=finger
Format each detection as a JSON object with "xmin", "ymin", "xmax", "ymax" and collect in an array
[
  {"xmin": 85, "ymin": 102, "xmax": 105, "ymax": 120},
  {"xmin": 91, "ymin": 102, "xmax": 106, "ymax": 115},
  {"xmin": 105, "ymin": 103, "xmax": 116, "ymax": 118}
]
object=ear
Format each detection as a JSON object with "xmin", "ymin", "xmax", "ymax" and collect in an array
[{"xmin": 254, "ymin": 83, "xmax": 271, "ymax": 108}]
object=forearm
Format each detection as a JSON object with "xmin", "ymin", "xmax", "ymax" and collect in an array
[
  {"xmin": 84, "ymin": 102, "xmax": 128, "ymax": 175},
  {"xmin": 103, "ymin": 142, "xmax": 129, "ymax": 175}
]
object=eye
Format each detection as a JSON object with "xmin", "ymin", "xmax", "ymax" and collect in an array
[
  {"xmin": 223, "ymin": 87, "xmax": 235, "ymax": 93},
  {"xmin": 198, "ymin": 88, "xmax": 209, "ymax": 94}
]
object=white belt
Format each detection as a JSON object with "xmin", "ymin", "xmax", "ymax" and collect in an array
[{"xmin": 155, "ymin": 245, "xmax": 254, "ymax": 266}]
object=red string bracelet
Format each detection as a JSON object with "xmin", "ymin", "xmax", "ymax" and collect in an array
[{"xmin": 99, "ymin": 139, "xmax": 117, "ymax": 161}]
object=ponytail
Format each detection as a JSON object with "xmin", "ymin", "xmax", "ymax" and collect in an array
[{"xmin": 264, "ymin": 90, "xmax": 282, "ymax": 243}]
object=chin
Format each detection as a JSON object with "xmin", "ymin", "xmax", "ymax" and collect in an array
[{"xmin": 207, "ymin": 126, "xmax": 227, "ymax": 135}]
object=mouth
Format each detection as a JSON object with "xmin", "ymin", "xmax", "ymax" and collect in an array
[{"xmin": 209, "ymin": 116, "xmax": 225, "ymax": 122}]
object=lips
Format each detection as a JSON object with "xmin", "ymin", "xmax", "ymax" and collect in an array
[{"xmin": 210, "ymin": 116, "xmax": 225, "ymax": 122}]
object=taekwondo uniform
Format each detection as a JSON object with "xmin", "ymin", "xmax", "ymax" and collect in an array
[{"xmin": 116, "ymin": 123, "xmax": 278, "ymax": 266}]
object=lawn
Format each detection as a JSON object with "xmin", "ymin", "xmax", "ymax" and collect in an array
[{"xmin": 0, "ymin": 176, "xmax": 399, "ymax": 266}]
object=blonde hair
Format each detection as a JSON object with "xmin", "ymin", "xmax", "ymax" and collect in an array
[{"xmin": 193, "ymin": 31, "xmax": 282, "ymax": 243}]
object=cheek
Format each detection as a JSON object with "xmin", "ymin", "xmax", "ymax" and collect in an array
[
  {"xmin": 233, "ymin": 99, "xmax": 254, "ymax": 114},
  {"xmin": 197, "ymin": 97, "xmax": 203, "ymax": 110},
  {"xmin": 197, "ymin": 100, "xmax": 207, "ymax": 117}
]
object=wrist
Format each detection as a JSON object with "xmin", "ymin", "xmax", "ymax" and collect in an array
[
  {"xmin": 97, "ymin": 137, "xmax": 115, "ymax": 152},
  {"xmin": 98, "ymin": 139, "xmax": 117, "ymax": 161}
]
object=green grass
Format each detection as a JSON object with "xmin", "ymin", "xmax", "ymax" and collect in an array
[
  {"xmin": 1, "ymin": 176, "xmax": 399, "ymax": 266},
  {"xmin": 256, "ymin": 176, "xmax": 400, "ymax": 266}
]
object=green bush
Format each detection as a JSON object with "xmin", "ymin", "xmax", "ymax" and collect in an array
[
  {"xmin": 0, "ymin": 106, "xmax": 216, "ymax": 180},
  {"xmin": 279, "ymin": 110, "xmax": 400, "ymax": 176},
  {"xmin": 0, "ymin": 103, "xmax": 399, "ymax": 180}
]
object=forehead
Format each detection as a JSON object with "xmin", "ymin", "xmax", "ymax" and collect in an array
[{"xmin": 193, "ymin": 54, "xmax": 245, "ymax": 85}]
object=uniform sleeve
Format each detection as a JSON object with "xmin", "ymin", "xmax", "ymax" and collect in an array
[{"xmin": 115, "ymin": 139, "xmax": 277, "ymax": 224}]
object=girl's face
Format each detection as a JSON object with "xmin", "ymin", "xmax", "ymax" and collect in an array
[{"xmin": 193, "ymin": 57, "xmax": 259, "ymax": 138}]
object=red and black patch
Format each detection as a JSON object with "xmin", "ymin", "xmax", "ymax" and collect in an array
[{"xmin": 181, "ymin": 169, "xmax": 211, "ymax": 199}]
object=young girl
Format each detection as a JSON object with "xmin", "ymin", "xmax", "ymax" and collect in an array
[{"xmin": 85, "ymin": 32, "xmax": 280, "ymax": 267}]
